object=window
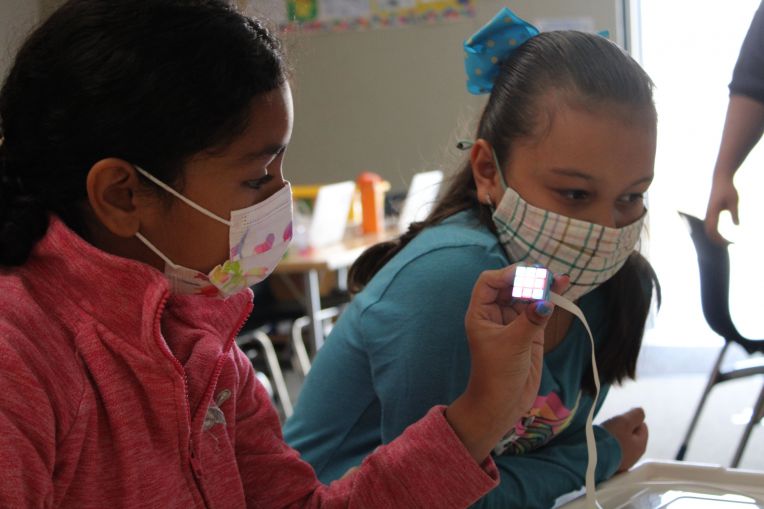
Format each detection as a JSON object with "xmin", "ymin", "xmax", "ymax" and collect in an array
[{"xmin": 637, "ymin": 0, "xmax": 764, "ymax": 346}]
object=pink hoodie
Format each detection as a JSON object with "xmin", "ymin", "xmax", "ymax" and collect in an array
[{"xmin": 0, "ymin": 217, "xmax": 498, "ymax": 508}]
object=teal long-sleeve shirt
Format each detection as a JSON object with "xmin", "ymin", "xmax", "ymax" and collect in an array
[{"xmin": 284, "ymin": 210, "xmax": 622, "ymax": 509}]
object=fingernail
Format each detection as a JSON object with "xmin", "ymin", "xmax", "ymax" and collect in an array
[{"xmin": 536, "ymin": 300, "xmax": 553, "ymax": 316}]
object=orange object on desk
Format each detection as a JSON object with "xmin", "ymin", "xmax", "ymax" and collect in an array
[{"xmin": 357, "ymin": 171, "xmax": 386, "ymax": 234}]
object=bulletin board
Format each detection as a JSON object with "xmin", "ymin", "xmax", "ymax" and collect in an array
[{"xmin": 265, "ymin": 0, "xmax": 475, "ymax": 33}]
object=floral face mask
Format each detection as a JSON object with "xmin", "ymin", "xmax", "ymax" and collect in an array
[{"xmin": 134, "ymin": 166, "xmax": 293, "ymax": 299}]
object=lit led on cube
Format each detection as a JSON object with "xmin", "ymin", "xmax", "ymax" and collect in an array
[{"xmin": 511, "ymin": 266, "xmax": 552, "ymax": 301}]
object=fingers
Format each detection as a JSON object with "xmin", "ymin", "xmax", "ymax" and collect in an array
[
  {"xmin": 470, "ymin": 265, "xmax": 568, "ymax": 321},
  {"xmin": 601, "ymin": 407, "xmax": 646, "ymax": 435},
  {"xmin": 630, "ymin": 409, "xmax": 648, "ymax": 447},
  {"xmin": 621, "ymin": 407, "xmax": 646, "ymax": 428},
  {"xmin": 705, "ymin": 184, "xmax": 739, "ymax": 244},
  {"xmin": 550, "ymin": 273, "xmax": 570, "ymax": 295},
  {"xmin": 635, "ymin": 421, "xmax": 649, "ymax": 443},
  {"xmin": 470, "ymin": 266, "xmax": 516, "ymax": 307},
  {"xmin": 704, "ymin": 209, "xmax": 721, "ymax": 242},
  {"xmin": 525, "ymin": 300, "xmax": 554, "ymax": 327},
  {"xmin": 704, "ymin": 211, "xmax": 732, "ymax": 245},
  {"xmin": 730, "ymin": 199, "xmax": 740, "ymax": 225},
  {"xmin": 497, "ymin": 300, "xmax": 553, "ymax": 341},
  {"xmin": 603, "ymin": 408, "xmax": 649, "ymax": 473}
]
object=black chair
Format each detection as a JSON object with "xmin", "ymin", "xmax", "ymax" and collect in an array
[{"xmin": 676, "ymin": 211, "xmax": 764, "ymax": 467}]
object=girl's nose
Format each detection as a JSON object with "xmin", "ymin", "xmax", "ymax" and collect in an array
[{"xmin": 589, "ymin": 205, "xmax": 618, "ymax": 229}]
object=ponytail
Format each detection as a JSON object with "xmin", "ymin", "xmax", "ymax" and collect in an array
[{"xmin": 0, "ymin": 142, "xmax": 49, "ymax": 267}]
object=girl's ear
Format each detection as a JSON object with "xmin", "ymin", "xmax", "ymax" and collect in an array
[
  {"xmin": 470, "ymin": 139, "xmax": 503, "ymax": 207},
  {"xmin": 85, "ymin": 158, "xmax": 146, "ymax": 238}
]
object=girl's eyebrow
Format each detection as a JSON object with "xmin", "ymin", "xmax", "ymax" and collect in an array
[
  {"xmin": 549, "ymin": 168, "xmax": 594, "ymax": 181},
  {"xmin": 629, "ymin": 175, "xmax": 654, "ymax": 187},
  {"xmin": 549, "ymin": 168, "xmax": 654, "ymax": 187},
  {"xmin": 240, "ymin": 144, "xmax": 286, "ymax": 161}
]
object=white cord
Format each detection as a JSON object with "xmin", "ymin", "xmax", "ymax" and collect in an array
[{"xmin": 551, "ymin": 292, "xmax": 604, "ymax": 509}]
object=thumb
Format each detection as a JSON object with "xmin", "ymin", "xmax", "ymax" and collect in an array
[
  {"xmin": 730, "ymin": 200, "xmax": 740, "ymax": 225},
  {"xmin": 504, "ymin": 300, "xmax": 554, "ymax": 337},
  {"xmin": 528, "ymin": 299, "xmax": 555, "ymax": 326}
]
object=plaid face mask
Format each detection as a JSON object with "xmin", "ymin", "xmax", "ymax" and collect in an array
[{"xmin": 490, "ymin": 156, "xmax": 645, "ymax": 302}]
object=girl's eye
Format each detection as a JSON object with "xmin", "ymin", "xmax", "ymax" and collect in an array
[
  {"xmin": 559, "ymin": 189, "xmax": 590, "ymax": 201},
  {"xmin": 619, "ymin": 193, "xmax": 645, "ymax": 205},
  {"xmin": 245, "ymin": 174, "xmax": 274, "ymax": 190}
]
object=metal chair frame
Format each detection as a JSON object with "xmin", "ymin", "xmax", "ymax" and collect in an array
[
  {"xmin": 236, "ymin": 330, "xmax": 294, "ymax": 418},
  {"xmin": 676, "ymin": 212, "xmax": 764, "ymax": 467}
]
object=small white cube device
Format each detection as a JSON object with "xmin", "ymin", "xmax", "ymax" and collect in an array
[{"xmin": 512, "ymin": 266, "xmax": 552, "ymax": 301}]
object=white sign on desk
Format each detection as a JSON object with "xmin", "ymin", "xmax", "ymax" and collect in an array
[
  {"xmin": 397, "ymin": 170, "xmax": 443, "ymax": 233},
  {"xmin": 308, "ymin": 180, "xmax": 356, "ymax": 248}
]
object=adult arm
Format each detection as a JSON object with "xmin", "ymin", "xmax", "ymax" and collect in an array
[
  {"xmin": 705, "ymin": 95, "xmax": 764, "ymax": 243},
  {"xmin": 706, "ymin": 3, "xmax": 764, "ymax": 243}
]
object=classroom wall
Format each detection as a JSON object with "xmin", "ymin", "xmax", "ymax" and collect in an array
[
  {"xmin": 8, "ymin": 0, "xmax": 625, "ymax": 193},
  {"xmin": 0, "ymin": 0, "xmax": 40, "ymax": 87},
  {"xmin": 278, "ymin": 0, "xmax": 625, "ymax": 190},
  {"xmin": 38, "ymin": 0, "xmax": 61, "ymax": 18}
]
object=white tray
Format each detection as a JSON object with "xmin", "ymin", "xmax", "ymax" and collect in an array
[{"xmin": 557, "ymin": 460, "xmax": 764, "ymax": 508}]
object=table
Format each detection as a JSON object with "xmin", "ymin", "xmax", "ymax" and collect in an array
[
  {"xmin": 274, "ymin": 228, "xmax": 398, "ymax": 352},
  {"xmin": 556, "ymin": 460, "xmax": 764, "ymax": 508}
]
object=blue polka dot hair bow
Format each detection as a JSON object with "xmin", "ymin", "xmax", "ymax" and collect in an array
[{"xmin": 464, "ymin": 7, "xmax": 539, "ymax": 95}]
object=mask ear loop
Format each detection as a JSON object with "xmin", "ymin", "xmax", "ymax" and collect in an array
[
  {"xmin": 135, "ymin": 232, "xmax": 182, "ymax": 270},
  {"xmin": 456, "ymin": 139, "xmax": 510, "ymax": 192},
  {"xmin": 550, "ymin": 292, "xmax": 603, "ymax": 509},
  {"xmin": 134, "ymin": 165, "xmax": 232, "ymax": 227}
]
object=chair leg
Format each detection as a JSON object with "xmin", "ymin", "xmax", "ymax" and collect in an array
[
  {"xmin": 730, "ymin": 380, "xmax": 764, "ymax": 468},
  {"xmin": 250, "ymin": 330, "xmax": 294, "ymax": 418},
  {"xmin": 676, "ymin": 342, "xmax": 730, "ymax": 461},
  {"xmin": 290, "ymin": 307, "xmax": 341, "ymax": 378},
  {"xmin": 291, "ymin": 316, "xmax": 312, "ymax": 377}
]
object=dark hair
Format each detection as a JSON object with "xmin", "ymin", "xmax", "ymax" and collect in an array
[
  {"xmin": 348, "ymin": 31, "xmax": 661, "ymax": 393},
  {"xmin": 0, "ymin": 0, "xmax": 287, "ymax": 267}
]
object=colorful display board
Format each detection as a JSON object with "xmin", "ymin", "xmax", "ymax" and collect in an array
[{"xmin": 260, "ymin": 0, "xmax": 475, "ymax": 33}]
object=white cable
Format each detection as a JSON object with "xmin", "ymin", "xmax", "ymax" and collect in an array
[{"xmin": 551, "ymin": 292, "xmax": 603, "ymax": 509}]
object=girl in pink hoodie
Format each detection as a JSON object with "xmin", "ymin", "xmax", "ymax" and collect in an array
[{"xmin": 0, "ymin": 1, "xmax": 567, "ymax": 507}]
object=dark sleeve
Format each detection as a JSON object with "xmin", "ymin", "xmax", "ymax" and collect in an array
[{"xmin": 730, "ymin": 2, "xmax": 764, "ymax": 103}]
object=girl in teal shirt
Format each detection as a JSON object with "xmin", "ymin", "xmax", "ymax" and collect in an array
[{"xmin": 285, "ymin": 9, "xmax": 659, "ymax": 508}]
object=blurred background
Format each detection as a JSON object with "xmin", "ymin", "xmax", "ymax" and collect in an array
[{"xmin": 2, "ymin": 0, "xmax": 761, "ymax": 471}]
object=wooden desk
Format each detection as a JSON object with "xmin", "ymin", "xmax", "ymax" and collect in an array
[{"xmin": 274, "ymin": 228, "xmax": 398, "ymax": 352}]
